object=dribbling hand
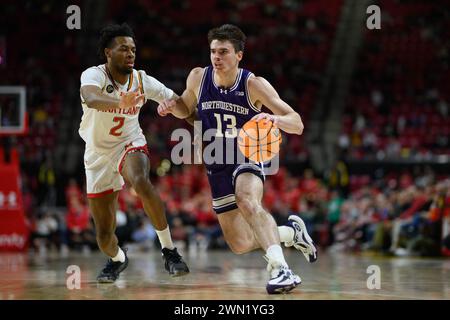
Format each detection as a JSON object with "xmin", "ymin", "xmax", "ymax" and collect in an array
[
  {"xmin": 157, "ymin": 99, "xmax": 176, "ymax": 116},
  {"xmin": 252, "ymin": 113, "xmax": 279, "ymax": 125}
]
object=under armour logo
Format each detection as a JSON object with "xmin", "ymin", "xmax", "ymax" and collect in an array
[
  {"xmin": 220, "ymin": 89, "xmax": 228, "ymax": 94},
  {"xmin": 0, "ymin": 191, "xmax": 17, "ymax": 208}
]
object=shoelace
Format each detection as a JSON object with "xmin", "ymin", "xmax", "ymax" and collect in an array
[
  {"xmin": 263, "ymin": 255, "xmax": 291, "ymax": 277},
  {"xmin": 101, "ymin": 259, "xmax": 119, "ymax": 273},
  {"xmin": 272, "ymin": 266, "xmax": 294, "ymax": 281}
]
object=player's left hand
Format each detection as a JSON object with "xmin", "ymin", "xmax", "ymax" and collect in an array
[
  {"xmin": 252, "ymin": 113, "xmax": 279, "ymax": 125},
  {"xmin": 157, "ymin": 99, "xmax": 176, "ymax": 116}
]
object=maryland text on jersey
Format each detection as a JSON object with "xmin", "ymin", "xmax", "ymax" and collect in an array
[{"xmin": 98, "ymin": 106, "xmax": 141, "ymax": 115}]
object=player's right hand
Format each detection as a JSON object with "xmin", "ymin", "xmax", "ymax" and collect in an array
[
  {"xmin": 119, "ymin": 89, "xmax": 145, "ymax": 109},
  {"xmin": 157, "ymin": 99, "xmax": 176, "ymax": 116}
]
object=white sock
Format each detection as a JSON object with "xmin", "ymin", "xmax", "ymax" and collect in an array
[
  {"xmin": 278, "ymin": 226, "xmax": 295, "ymax": 243},
  {"xmin": 266, "ymin": 244, "xmax": 288, "ymax": 268},
  {"xmin": 111, "ymin": 247, "xmax": 126, "ymax": 263},
  {"xmin": 156, "ymin": 226, "xmax": 175, "ymax": 250}
]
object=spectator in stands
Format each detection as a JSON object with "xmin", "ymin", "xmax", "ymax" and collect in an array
[
  {"xmin": 65, "ymin": 178, "xmax": 83, "ymax": 206},
  {"xmin": 66, "ymin": 197, "xmax": 91, "ymax": 252},
  {"xmin": 328, "ymin": 159, "xmax": 349, "ymax": 198},
  {"xmin": 131, "ymin": 216, "xmax": 157, "ymax": 252},
  {"xmin": 31, "ymin": 210, "xmax": 59, "ymax": 255},
  {"xmin": 326, "ymin": 190, "xmax": 344, "ymax": 246},
  {"xmin": 37, "ymin": 155, "xmax": 56, "ymax": 207}
]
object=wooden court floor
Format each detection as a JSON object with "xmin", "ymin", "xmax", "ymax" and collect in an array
[{"xmin": 0, "ymin": 248, "xmax": 449, "ymax": 300}]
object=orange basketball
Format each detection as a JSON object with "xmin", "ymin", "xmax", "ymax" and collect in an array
[{"xmin": 238, "ymin": 119, "xmax": 282, "ymax": 162}]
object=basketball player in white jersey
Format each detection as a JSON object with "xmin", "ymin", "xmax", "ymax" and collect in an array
[
  {"xmin": 79, "ymin": 23, "xmax": 189, "ymax": 282},
  {"xmin": 158, "ymin": 24, "xmax": 317, "ymax": 294}
]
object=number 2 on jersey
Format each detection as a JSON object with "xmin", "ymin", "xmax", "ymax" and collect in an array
[
  {"xmin": 214, "ymin": 113, "xmax": 237, "ymax": 138},
  {"xmin": 109, "ymin": 116, "xmax": 125, "ymax": 136}
]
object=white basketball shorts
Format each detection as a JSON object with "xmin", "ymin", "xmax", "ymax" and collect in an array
[{"xmin": 84, "ymin": 137, "xmax": 149, "ymax": 198}]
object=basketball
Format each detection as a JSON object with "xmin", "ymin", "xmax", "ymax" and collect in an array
[{"xmin": 238, "ymin": 119, "xmax": 282, "ymax": 162}]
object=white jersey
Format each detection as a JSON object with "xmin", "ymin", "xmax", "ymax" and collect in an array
[{"xmin": 79, "ymin": 64, "xmax": 174, "ymax": 154}]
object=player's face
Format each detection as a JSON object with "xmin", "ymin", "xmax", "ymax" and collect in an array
[
  {"xmin": 106, "ymin": 36, "xmax": 136, "ymax": 74},
  {"xmin": 210, "ymin": 40, "xmax": 242, "ymax": 73}
]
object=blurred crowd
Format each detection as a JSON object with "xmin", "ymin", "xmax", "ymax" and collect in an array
[
  {"xmin": 28, "ymin": 164, "xmax": 450, "ymax": 258},
  {"xmin": 340, "ymin": 0, "xmax": 449, "ymax": 160}
]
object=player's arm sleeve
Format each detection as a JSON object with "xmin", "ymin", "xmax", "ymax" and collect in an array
[
  {"xmin": 141, "ymin": 71, "xmax": 174, "ymax": 103},
  {"xmin": 80, "ymin": 67, "xmax": 105, "ymax": 89},
  {"xmin": 80, "ymin": 67, "xmax": 121, "ymax": 110}
]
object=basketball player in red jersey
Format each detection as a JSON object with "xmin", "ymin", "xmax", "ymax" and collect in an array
[{"xmin": 79, "ymin": 23, "xmax": 189, "ymax": 282}]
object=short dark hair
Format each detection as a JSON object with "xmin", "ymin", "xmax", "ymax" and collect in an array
[
  {"xmin": 98, "ymin": 23, "xmax": 135, "ymax": 60},
  {"xmin": 207, "ymin": 24, "xmax": 246, "ymax": 53}
]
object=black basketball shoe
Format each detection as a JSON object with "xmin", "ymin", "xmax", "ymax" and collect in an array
[
  {"xmin": 97, "ymin": 249, "xmax": 129, "ymax": 283},
  {"xmin": 161, "ymin": 247, "xmax": 190, "ymax": 277}
]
